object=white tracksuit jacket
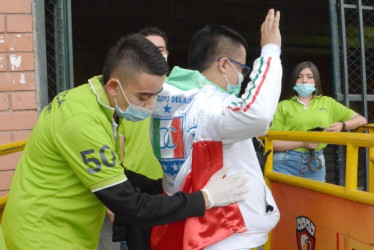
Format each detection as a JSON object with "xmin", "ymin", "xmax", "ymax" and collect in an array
[{"xmin": 151, "ymin": 44, "xmax": 282, "ymax": 249}]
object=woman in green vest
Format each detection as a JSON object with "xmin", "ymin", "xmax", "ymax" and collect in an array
[{"xmin": 269, "ymin": 61, "xmax": 367, "ymax": 181}]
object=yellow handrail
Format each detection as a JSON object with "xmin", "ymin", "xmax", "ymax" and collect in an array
[
  {"xmin": 1, "ymin": 129, "xmax": 374, "ymax": 248},
  {"xmin": 262, "ymin": 127, "xmax": 374, "ymax": 250},
  {"xmin": 0, "ymin": 140, "xmax": 27, "ymax": 157},
  {"xmin": 263, "ymin": 130, "xmax": 374, "ymax": 205},
  {"xmin": 354, "ymin": 123, "xmax": 374, "ymax": 133}
]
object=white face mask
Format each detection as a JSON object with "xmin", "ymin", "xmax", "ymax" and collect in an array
[
  {"xmin": 162, "ymin": 54, "xmax": 168, "ymax": 62},
  {"xmin": 114, "ymin": 80, "xmax": 153, "ymax": 122}
]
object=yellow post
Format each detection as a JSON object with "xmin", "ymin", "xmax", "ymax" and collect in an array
[
  {"xmin": 263, "ymin": 136, "xmax": 273, "ymax": 188},
  {"xmin": 263, "ymin": 135, "xmax": 273, "ymax": 250},
  {"xmin": 345, "ymin": 143, "xmax": 358, "ymax": 190},
  {"xmin": 355, "ymin": 124, "xmax": 374, "ymax": 193},
  {"xmin": 366, "ymin": 125, "xmax": 374, "ymax": 193},
  {"xmin": 369, "ymin": 144, "xmax": 374, "ymax": 193}
]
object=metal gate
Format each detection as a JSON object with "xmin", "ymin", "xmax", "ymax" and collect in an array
[
  {"xmin": 330, "ymin": 0, "xmax": 374, "ymax": 189},
  {"xmin": 44, "ymin": 0, "xmax": 74, "ymax": 104}
]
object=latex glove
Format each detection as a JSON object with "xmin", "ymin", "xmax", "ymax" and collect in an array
[{"xmin": 201, "ymin": 163, "xmax": 250, "ymax": 209}]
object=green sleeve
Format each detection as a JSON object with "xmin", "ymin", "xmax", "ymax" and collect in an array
[
  {"xmin": 54, "ymin": 113, "xmax": 126, "ymax": 191},
  {"xmin": 329, "ymin": 98, "xmax": 356, "ymax": 122}
]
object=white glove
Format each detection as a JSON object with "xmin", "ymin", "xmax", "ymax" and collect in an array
[{"xmin": 201, "ymin": 163, "xmax": 250, "ymax": 209}]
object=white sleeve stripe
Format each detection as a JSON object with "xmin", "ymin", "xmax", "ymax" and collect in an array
[{"xmin": 91, "ymin": 179, "xmax": 127, "ymax": 193}]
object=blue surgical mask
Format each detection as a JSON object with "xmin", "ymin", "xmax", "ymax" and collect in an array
[
  {"xmin": 223, "ymin": 60, "xmax": 244, "ymax": 97},
  {"xmin": 293, "ymin": 83, "xmax": 316, "ymax": 97},
  {"xmin": 226, "ymin": 77, "xmax": 243, "ymax": 96},
  {"xmin": 114, "ymin": 80, "xmax": 153, "ymax": 122}
]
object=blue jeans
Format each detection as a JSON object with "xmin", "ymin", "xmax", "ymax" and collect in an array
[
  {"xmin": 120, "ymin": 241, "xmax": 129, "ymax": 250},
  {"xmin": 273, "ymin": 149, "xmax": 326, "ymax": 182}
]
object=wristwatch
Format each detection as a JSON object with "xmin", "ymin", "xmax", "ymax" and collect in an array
[{"xmin": 341, "ymin": 121, "xmax": 346, "ymax": 131}]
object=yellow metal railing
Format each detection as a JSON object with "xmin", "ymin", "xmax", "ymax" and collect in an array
[
  {"xmin": 262, "ymin": 126, "xmax": 374, "ymax": 250},
  {"xmin": 263, "ymin": 129, "xmax": 374, "ymax": 205},
  {"xmin": 354, "ymin": 124, "xmax": 374, "ymax": 192},
  {"xmin": 0, "ymin": 140, "xmax": 27, "ymax": 157},
  {"xmin": 0, "ymin": 140, "xmax": 27, "ymax": 224},
  {"xmin": 1, "ymin": 128, "xmax": 374, "ymax": 248}
]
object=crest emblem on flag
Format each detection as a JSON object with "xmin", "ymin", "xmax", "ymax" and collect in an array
[
  {"xmin": 152, "ymin": 115, "xmax": 186, "ymax": 192},
  {"xmin": 152, "ymin": 115, "xmax": 185, "ymax": 159},
  {"xmin": 296, "ymin": 216, "xmax": 316, "ymax": 250}
]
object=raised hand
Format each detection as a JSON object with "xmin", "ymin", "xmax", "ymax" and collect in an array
[{"xmin": 260, "ymin": 9, "xmax": 281, "ymax": 48}]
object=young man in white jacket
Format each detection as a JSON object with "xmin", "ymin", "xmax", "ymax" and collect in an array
[{"xmin": 150, "ymin": 9, "xmax": 282, "ymax": 250}]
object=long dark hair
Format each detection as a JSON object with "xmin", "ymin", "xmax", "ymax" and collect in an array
[{"xmin": 289, "ymin": 61, "xmax": 322, "ymax": 98}]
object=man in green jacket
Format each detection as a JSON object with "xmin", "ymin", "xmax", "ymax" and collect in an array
[{"xmin": 2, "ymin": 34, "xmax": 249, "ymax": 250}]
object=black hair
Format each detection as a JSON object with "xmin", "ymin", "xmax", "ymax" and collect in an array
[
  {"xmin": 188, "ymin": 24, "xmax": 248, "ymax": 72},
  {"xmin": 288, "ymin": 61, "xmax": 322, "ymax": 98},
  {"xmin": 139, "ymin": 26, "xmax": 168, "ymax": 50},
  {"xmin": 103, "ymin": 34, "xmax": 168, "ymax": 84}
]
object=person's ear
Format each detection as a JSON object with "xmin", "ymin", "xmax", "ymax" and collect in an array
[
  {"xmin": 217, "ymin": 57, "xmax": 228, "ymax": 74},
  {"xmin": 105, "ymin": 79, "xmax": 120, "ymax": 97}
]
